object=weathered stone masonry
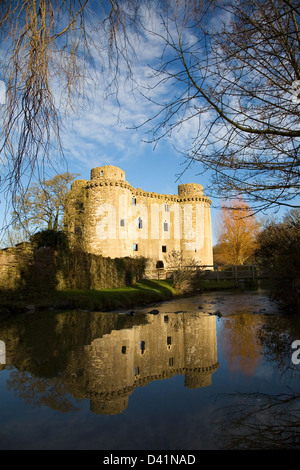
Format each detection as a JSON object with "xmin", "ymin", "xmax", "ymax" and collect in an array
[{"xmin": 64, "ymin": 165, "xmax": 213, "ymax": 269}]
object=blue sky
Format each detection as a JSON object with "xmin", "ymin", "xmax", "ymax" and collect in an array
[
  {"xmin": 48, "ymin": 4, "xmax": 225, "ymax": 244},
  {"xmin": 61, "ymin": 104, "xmax": 222, "ymax": 243},
  {"xmin": 0, "ymin": 2, "xmax": 223, "ymax": 246},
  {"xmin": 0, "ymin": 1, "xmax": 295, "ymax": 246},
  {"xmin": 59, "ymin": 84, "xmax": 222, "ymax": 245}
]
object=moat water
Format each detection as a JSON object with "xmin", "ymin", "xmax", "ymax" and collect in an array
[{"xmin": 0, "ymin": 289, "xmax": 300, "ymax": 450}]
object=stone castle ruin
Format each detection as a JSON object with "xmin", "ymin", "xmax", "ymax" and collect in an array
[
  {"xmin": 64, "ymin": 165, "xmax": 213, "ymax": 270},
  {"xmin": 0, "ymin": 309, "xmax": 219, "ymax": 415}
]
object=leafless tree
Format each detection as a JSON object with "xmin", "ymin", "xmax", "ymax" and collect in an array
[
  {"xmin": 215, "ymin": 391, "xmax": 300, "ymax": 449},
  {"xmin": 140, "ymin": 0, "xmax": 300, "ymax": 212},
  {"xmin": 0, "ymin": 0, "xmax": 142, "ymax": 226},
  {"xmin": 1, "ymin": 0, "xmax": 300, "ymax": 228}
]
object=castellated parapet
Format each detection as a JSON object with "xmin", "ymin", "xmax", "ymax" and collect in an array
[{"xmin": 64, "ymin": 165, "xmax": 213, "ymax": 268}]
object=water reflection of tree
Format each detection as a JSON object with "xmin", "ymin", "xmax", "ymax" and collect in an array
[
  {"xmin": 217, "ymin": 391, "xmax": 300, "ymax": 449},
  {"xmin": 258, "ymin": 315, "xmax": 300, "ymax": 373},
  {"xmin": 216, "ymin": 315, "xmax": 300, "ymax": 449},
  {"xmin": 7, "ymin": 369, "xmax": 79, "ymax": 413},
  {"xmin": 219, "ymin": 314, "xmax": 264, "ymax": 376},
  {"xmin": 0, "ymin": 310, "xmax": 148, "ymax": 414}
]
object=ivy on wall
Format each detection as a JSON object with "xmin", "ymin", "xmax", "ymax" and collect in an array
[{"xmin": 0, "ymin": 230, "xmax": 148, "ymax": 294}]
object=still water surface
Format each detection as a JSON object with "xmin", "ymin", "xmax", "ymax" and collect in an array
[{"xmin": 0, "ymin": 290, "xmax": 300, "ymax": 450}]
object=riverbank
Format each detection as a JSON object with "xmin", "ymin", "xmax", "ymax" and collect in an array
[
  {"xmin": 0, "ymin": 279, "xmax": 178, "ymax": 316},
  {"xmin": 0, "ymin": 278, "xmax": 249, "ymax": 316}
]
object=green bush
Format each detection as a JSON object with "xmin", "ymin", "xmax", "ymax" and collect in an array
[
  {"xmin": 257, "ymin": 210, "xmax": 300, "ymax": 313},
  {"xmin": 30, "ymin": 229, "xmax": 70, "ymax": 252}
]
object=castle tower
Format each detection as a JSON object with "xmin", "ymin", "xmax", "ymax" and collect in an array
[
  {"xmin": 83, "ymin": 312, "xmax": 219, "ymax": 414},
  {"xmin": 178, "ymin": 183, "xmax": 213, "ymax": 266},
  {"xmin": 64, "ymin": 165, "xmax": 213, "ymax": 268},
  {"xmin": 91, "ymin": 165, "xmax": 126, "ymax": 181}
]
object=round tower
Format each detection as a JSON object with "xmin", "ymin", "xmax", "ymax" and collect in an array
[
  {"xmin": 91, "ymin": 165, "xmax": 125, "ymax": 181},
  {"xmin": 83, "ymin": 165, "xmax": 134, "ymax": 258},
  {"xmin": 178, "ymin": 183, "xmax": 203, "ymax": 197},
  {"xmin": 70, "ymin": 179, "xmax": 88, "ymax": 190},
  {"xmin": 178, "ymin": 183, "xmax": 213, "ymax": 267},
  {"xmin": 184, "ymin": 372, "xmax": 212, "ymax": 388}
]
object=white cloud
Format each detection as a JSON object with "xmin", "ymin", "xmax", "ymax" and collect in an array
[{"xmin": 53, "ymin": 3, "xmax": 214, "ymax": 189}]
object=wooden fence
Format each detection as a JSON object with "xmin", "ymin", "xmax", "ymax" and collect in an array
[{"xmin": 146, "ymin": 264, "xmax": 273, "ymax": 281}]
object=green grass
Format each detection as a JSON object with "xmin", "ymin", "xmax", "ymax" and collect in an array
[
  {"xmin": 53, "ymin": 279, "xmax": 177, "ymax": 311},
  {"xmin": 1, "ymin": 279, "xmax": 178, "ymax": 314},
  {"xmin": 1, "ymin": 277, "xmax": 257, "ymax": 316}
]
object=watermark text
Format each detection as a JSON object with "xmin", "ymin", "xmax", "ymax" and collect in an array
[{"xmin": 291, "ymin": 340, "xmax": 300, "ymax": 364}]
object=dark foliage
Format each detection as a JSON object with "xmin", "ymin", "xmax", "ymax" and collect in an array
[
  {"xmin": 30, "ymin": 230, "xmax": 70, "ymax": 252},
  {"xmin": 256, "ymin": 210, "xmax": 300, "ymax": 312}
]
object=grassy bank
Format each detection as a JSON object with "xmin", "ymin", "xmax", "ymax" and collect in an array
[
  {"xmin": 49, "ymin": 279, "xmax": 179, "ymax": 311},
  {"xmin": 0, "ymin": 278, "xmax": 258, "ymax": 316},
  {"xmin": 0, "ymin": 279, "xmax": 178, "ymax": 314}
]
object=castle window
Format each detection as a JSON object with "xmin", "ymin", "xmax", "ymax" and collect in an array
[
  {"xmin": 138, "ymin": 217, "xmax": 143, "ymax": 229},
  {"xmin": 120, "ymin": 219, "xmax": 125, "ymax": 227},
  {"xmin": 101, "ymin": 170, "xmax": 103, "ymax": 176},
  {"xmin": 140, "ymin": 341, "xmax": 146, "ymax": 355},
  {"xmin": 162, "ymin": 245, "xmax": 167, "ymax": 253},
  {"xmin": 163, "ymin": 221, "xmax": 169, "ymax": 231},
  {"xmin": 133, "ymin": 243, "xmax": 138, "ymax": 251},
  {"xmin": 167, "ymin": 336, "xmax": 172, "ymax": 346},
  {"xmin": 134, "ymin": 366, "xmax": 140, "ymax": 376},
  {"xmin": 156, "ymin": 260, "xmax": 164, "ymax": 269},
  {"xmin": 122, "ymin": 346, "xmax": 127, "ymax": 354},
  {"xmin": 169, "ymin": 357, "xmax": 174, "ymax": 367},
  {"xmin": 165, "ymin": 203, "xmax": 169, "ymax": 212},
  {"xmin": 164, "ymin": 315, "xmax": 169, "ymax": 323},
  {"xmin": 132, "ymin": 197, "xmax": 137, "ymax": 205}
]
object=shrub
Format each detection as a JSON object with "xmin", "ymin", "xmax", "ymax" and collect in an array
[
  {"xmin": 256, "ymin": 210, "xmax": 300, "ymax": 313},
  {"xmin": 30, "ymin": 229, "xmax": 70, "ymax": 252}
]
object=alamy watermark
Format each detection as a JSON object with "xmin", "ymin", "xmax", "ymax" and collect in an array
[
  {"xmin": 0, "ymin": 80, "xmax": 6, "ymax": 105},
  {"xmin": 291, "ymin": 340, "xmax": 300, "ymax": 365},
  {"xmin": 292, "ymin": 80, "xmax": 300, "ymax": 104},
  {"xmin": 0, "ymin": 340, "xmax": 5, "ymax": 365},
  {"xmin": 94, "ymin": 198, "xmax": 206, "ymax": 250}
]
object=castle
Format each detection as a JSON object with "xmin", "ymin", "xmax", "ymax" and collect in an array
[
  {"xmin": 0, "ymin": 308, "xmax": 219, "ymax": 415},
  {"xmin": 64, "ymin": 165, "xmax": 213, "ymax": 270}
]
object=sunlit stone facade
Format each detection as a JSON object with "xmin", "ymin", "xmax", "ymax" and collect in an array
[
  {"xmin": 64, "ymin": 165, "xmax": 213, "ymax": 268},
  {"xmin": 0, "ymin": 309, "xmax": 219, "ymax": 416},
  {"xmin": 85, "ymin": 312, "xmax": 218, "ymax": 415}
]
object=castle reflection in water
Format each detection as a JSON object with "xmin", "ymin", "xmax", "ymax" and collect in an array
[
  {"xmin": 0, "ymin": 310, "xmax": 219, "ymax": 415},
  {"xmin": 86, "ymin": 312, "xmax": 218, "ymax": 415}
]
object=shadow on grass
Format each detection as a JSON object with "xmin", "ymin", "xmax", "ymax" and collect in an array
[
  {"xmin": 135, "ymin": 279, "xmax": 175, "ymax": 293},
  {"xmin": 0, "ymin": 279, "xmax": 178, "ymax": 315}
]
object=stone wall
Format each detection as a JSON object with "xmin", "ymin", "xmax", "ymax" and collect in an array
[
  {"xmin": 0, "ymin": 242, "xmax": 147, "ymax": 295},
  {"xmin": 57, "ymin": 249, "xmax": 147, "ymax": 290},
  {"xmin": 0, "ymin": 242, "xmax": 56, "ymax": 294}
]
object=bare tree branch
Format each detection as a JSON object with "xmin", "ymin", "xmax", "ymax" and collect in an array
[{"xmin": 139, "ymin": 0, "xmax": 300, "ymax": 211}]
